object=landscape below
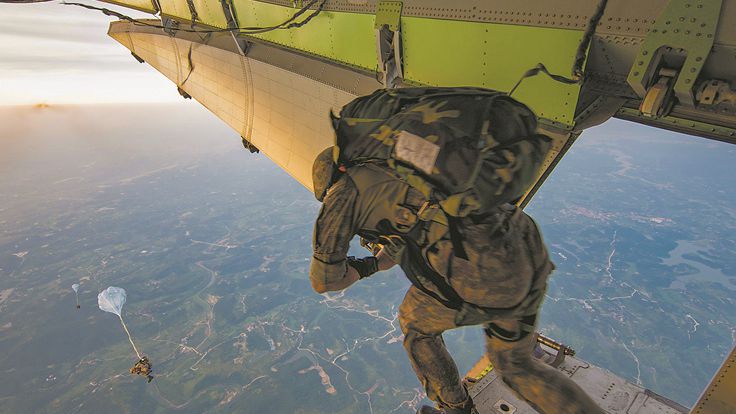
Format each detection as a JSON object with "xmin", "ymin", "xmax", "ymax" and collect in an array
[{"xmin": 0, "ymin": 103, "xmax": 733, "ymax": 413}]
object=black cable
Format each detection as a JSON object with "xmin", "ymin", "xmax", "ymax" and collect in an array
[
  {"xmin": 62, "ymin": 0, "xmax": 327, "ymax": 34},
  {"xmin": 571, "ymin": 0, "xmax": 608, "ymax": 80},
  {"xmin": 508, "ymin": 0, "xmax": 609, "ymax": 95},
  {"xmin": 508, "ymin": 63, "xmax": 579, "ymax": 96}
]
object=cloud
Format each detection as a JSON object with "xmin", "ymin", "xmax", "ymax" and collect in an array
[
  {"xmin": 0, "ymin": 19, "xmax": 114, "ymax": 45},
  {"xmin": 0, "ymin": 53, "xmax": 133, "ymax": 73},
  {"xmin": 0, "ymin": 2, "xmax": 178, "ymax": 104}
]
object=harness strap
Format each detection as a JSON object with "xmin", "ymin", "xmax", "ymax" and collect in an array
[
  {"xmin": 446, "ymin": 215, "xmax": 468, "ymax": 260},
  {"xmin": 402, "ymin": 235, "xmax": 465, "ymax": 311}
]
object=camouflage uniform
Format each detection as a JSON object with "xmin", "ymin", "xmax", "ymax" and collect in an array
[{"xmin": 310, "ymin": 163, "xmax": 605, "ymax": 414}]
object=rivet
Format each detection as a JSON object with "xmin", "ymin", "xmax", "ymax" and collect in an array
[
  {"xmin": 685, "ymin": 79, "xmax": 692, "ymax": 84},
  {"xmin": 696, "ymin": 56, "xmax": 703, "ymax": 61}
]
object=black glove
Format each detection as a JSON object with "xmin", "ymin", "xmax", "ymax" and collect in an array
[{"xmin": 347, "ymin": 256, "xmax": 379, "ymax": 279}]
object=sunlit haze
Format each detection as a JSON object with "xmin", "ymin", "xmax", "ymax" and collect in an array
[{"xmin": 0, "ymin": 2, "xmax": 180, "ymax": 105}]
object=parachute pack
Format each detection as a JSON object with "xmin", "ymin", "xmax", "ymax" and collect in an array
[{"xmin": 333, "ymin": 87, "xmax": 552, "ymax": 218}]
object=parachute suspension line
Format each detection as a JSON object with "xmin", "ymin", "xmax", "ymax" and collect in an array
[
  {"xmin": 118, "ymin": 314, "xmax": 142, "ymax": 360},
  {"xmin": 62, "ymin": 0, "xmax": 327, "ymax": 34},
  {"xmin": 508, "ymin": 0, "xmax": 609, "ymax": 96}
]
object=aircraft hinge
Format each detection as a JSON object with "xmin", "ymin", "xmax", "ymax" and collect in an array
[
  {"xmin": 177, "ymin": 87, "xmax": 192, "ymax": 100},
  {"xmin": 640, "ymin": 67, "xmax": 678, "ymax": 118},
  {"xmin": 161, "ymin": 16, "xmax": 179, "ymax": 36},
  {"xmin": 131, "ymin": 52, "xmax": 145, "ymax": 64},
  {"xmin": 696, "ymin": 80, "xmax": 736, "ymax": 107},
  {"xmin": 627, "ymin": 0, "xmax": 724, "ymax": 108},
  {"xmin": 374, "ymin": 1, "xmax": 403, "ymax": 88},
  {"xmin": 241, "ymin": 137, "xmax": 260, "ymax": 154}
]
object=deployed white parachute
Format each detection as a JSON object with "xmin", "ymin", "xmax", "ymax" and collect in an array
[
  {"xmin": 98, "ymin": 286, "xmax": 142, "ymax": 359},
  {"xmin": 72, "ymin": 283, "xmax": 80, "ymax": 309},
  {"xmin": 98, "ymin": 286, "xmax": 126, "ymax": 316}
]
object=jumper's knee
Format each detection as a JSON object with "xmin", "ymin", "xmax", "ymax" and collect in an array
[{"xmin": 403, "ymin": 330, "xmax": 437, "ymax": 353}]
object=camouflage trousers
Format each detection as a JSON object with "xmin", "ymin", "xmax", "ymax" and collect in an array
[{"xmin": 398, "ymin": 286, "xmax": 605, "ymax": 414}]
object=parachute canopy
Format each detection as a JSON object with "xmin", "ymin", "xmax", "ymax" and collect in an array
[
  {"xmin": 98, "ymin": 286, "xmax": 126, "ymax": 317},
  {"xmin": 72, "ymin": 283, "xmax": 80, "ymax": 293}
]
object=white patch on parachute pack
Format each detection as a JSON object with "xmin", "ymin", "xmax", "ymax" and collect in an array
[{"xmin": 395, "ymin": 130, "xmax": 440, "ymax": 175}]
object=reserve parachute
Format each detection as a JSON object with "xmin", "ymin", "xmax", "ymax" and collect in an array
[{"xmin": 333, "ymin": 87, "xmax": 552, "ymax": 218}]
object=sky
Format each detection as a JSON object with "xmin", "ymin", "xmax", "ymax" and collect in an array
[{"xmin": 0, "ymin": 1, "xmax": 181, "ymax": 104}]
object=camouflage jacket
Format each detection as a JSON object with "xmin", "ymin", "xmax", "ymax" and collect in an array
[{"xmin": 309, "ymin": 163, "xmax": 553, "ymax": 314}]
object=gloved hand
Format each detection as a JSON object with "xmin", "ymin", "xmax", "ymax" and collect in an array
[{"xmin": 347, "ymin": 256, "xmax": 379, "ymax": 279}]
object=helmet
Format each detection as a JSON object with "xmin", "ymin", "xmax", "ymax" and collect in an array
[{"xmin": 312, "ymin": 146, "xmax": 339, "ymax": 202}]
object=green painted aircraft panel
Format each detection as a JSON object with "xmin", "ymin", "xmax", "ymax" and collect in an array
[
  {"xmin": 325, "ymin": 12, "xmax": 376, "ymax": 69},
  {"xmin": 159, "ymin": 0, "xmax": 192, "ymax": 21},
  {"xmin": 102, "ymin": 0, "xmax": 157, "ymax": 14},
  {"xmin": 231, "ymin": 0, "xmax": 582, "ymax": 126},
  {"xmin": 235, "ymin": 1, "xmax": 294, "ymax": 48},
  {"xmin": 231, "ymin": 0, "xmax": 377, "ymax": 70},
  {"xmin": 401, "ymin": 17, "xmax": 582, "ymax": 125},
  {"xmin": 192, "ymin": 0, "xmax": 229, "ymax": 29}
]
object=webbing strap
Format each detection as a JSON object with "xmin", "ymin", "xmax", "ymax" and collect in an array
[
  {"xmin": 402, "ymin": 236, "xmax": 465, "ymax": 310},
  {"xmin": 508, "ymin": 0, "xmax": 609, "ymax": 96},
  {"xmin": 447, "ymin": 216, "xmax": 468, "ymax": 260},
  {"xmin": 508, "ymin": 63, "xmax": 579, "ymax": 97}
]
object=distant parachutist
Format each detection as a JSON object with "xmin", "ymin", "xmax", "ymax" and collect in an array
[
  {"xmin": 72, "ymin": 283, "xmax": 80, "ymax": 309},
  {"xmin": 97, "ymin": 286, "xmax": 154, "ymax": 382},
  {"xmin": 130, "ymin": 356, "xmax": 154, "ymax": 383}
]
